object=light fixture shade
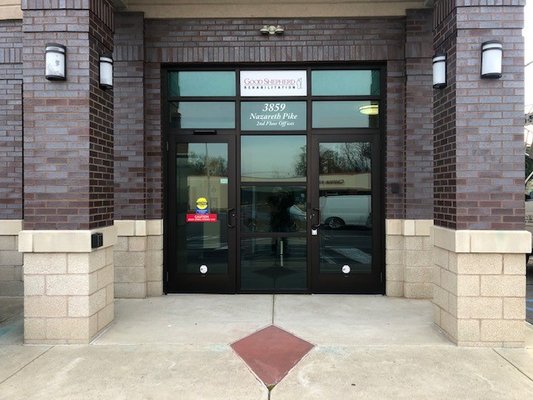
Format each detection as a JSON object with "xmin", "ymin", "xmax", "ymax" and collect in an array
[
  {"xmin": 45, "ymin": 43, "xmax": 66, "ymax": 81},
  {"xmin": 260, "ymin": 25, "xmax": 284, "ymax": 35},
  {"xmin": 99, "ymin": 55, "xmax": 113, "ymax": 89},
  {"xmin": 481, "ymin": 40, "xmax": 502, "ymax": 79},
  {"xmin": 432, "ymin": 52, "xmax": 446, "ymax": 89},
  {"xmin": 359, "ymin": 104, "xmax": 379, "ymax": 116}
]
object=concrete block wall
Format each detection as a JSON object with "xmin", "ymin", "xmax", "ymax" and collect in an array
[
  {"xmin": 386, "ymin": 219, "xmax": 433, "ymax": 299},
  {"xmin": 0, "ymin": 220, "xmax": 23, "ymax": 296},
  {"xmin": 432, "ymin": 226, "xmax": 530, "ymax": 347},
  {"xmin": 114, "ymin": 220, "xmax": 163, "ymax": 298},
  {"xmin": 19, "ymin": 226, "xmax": 116, "ymax": 344}
]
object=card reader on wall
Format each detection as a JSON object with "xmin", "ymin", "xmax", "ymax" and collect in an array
[{"xmin": 91, "ymin": 232, "xmax": 103, "ymax": 249}]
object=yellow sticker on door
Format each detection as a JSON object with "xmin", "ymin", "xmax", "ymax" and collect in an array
[{"xmin": 196, "ymin": 197, "xmax": 209, "ymax": 214}]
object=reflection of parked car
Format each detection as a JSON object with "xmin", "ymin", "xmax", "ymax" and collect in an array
[
  {"xmin": 320, "ymin": 194, "xmax": 371, "ymax": 229},
  {"xmin": 289, "ymin": 205, "xmax": 307, "ymax": 230}
]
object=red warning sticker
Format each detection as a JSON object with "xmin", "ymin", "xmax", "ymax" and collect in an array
[{"xmin": 186, "ymin": 214, "xmax": 217, "ymax": 223}]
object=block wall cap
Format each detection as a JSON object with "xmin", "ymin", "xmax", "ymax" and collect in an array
[
  {"xmin": 386, "ymin": 219, "xmax": 433, "ymax": 237},
  {"xmin": 18, "ymin": 226, "xmax": 117, "ymax": 253},
  {"xmin": 115, "ymin": 220, "xmax": 163, "ymax": 237},
  {"xmin": 0, "ymin": 220, "xmax": 23, "ymax": 236},
  {"xmin": 433, "ymin": 226, "xmax": 532, "ymax": 254}
]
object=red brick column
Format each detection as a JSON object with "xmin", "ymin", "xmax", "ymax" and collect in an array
[
  {"xmin": 432, "ymin": 0, "xmax": 529, "ymax": 347},
  {"xmin": 433, "ymin": 0, "xmax": 524, "ymax": 231},
  {"xmin": 22, "ymin": 0, "xmax": 114, "ymax": 230},
  {"xmin": 20, "ymin": 0, "xmax": 116, "ymax": 344}
]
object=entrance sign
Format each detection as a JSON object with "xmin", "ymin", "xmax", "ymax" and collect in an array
[
  {"xmin": 241, "ymin": 101, "xmax": 306, "ymax": 131},
  {"xmin": 240, "ymin": 70, "xmax": 307, "ymax": 97}
]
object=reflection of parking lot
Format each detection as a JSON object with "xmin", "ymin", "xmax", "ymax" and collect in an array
[{"xmin": 526, "ymin": 260, "xmax": 533, "ymax": 324}]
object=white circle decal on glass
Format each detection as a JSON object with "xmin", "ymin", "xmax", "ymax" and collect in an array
[
  {"xmin": 342, "ymin": 265, "xmax": 351, "ymax": 274},
  {"xmin": 200, "ymin": 265, "xmax": 208, "ymax": 274}
]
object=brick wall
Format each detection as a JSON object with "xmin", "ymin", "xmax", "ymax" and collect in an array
[
  {"xmin": 114, "ymin": 12, "xmax": 145, "ymax": 220},
  {"xmin": 433, "ymin": 0, "xmax": 525, "ymax": 230},
  {"xmin": 0, "ymin": 20, "xmax": 22, "ymax": 220},
  {"xmin": 404, "ymin": 9, "xmax": 433, "ymax": 219},
  {"xmin": 143, "ymin": 17, "xmax": 410, "ymax": 220},
  {"xmin": 22, "ymin": 0, "xmax": 114, "ymax": 230}
]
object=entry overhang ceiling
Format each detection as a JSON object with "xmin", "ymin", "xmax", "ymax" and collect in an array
[
  {"xmin": 1, "ymin": 0, "xmax": 430, "ymax": 20},
  {"xmin": 114, "ymin": 0, "xmax": 430, "ymax": 19}
]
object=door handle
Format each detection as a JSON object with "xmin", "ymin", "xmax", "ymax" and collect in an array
[
  {"xmin": 311, "ymin": 207, "xmax": 320, "ymax": 230},
  {"xmin": 227, "ymin": 208, "xmax": 236, "ymax": 228}
]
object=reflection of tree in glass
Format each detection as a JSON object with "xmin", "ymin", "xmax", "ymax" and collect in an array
[
  {"xmin": 294, "ymin": 145, "xmax": 307, "ymax": 176},
  {"xmin": 319, "ymin": 143, "xmax": 371, "ymax": 174},
  {"xmin": 295, "ymin": 143, "xmax": 371, "ymax": 175},
  {"xmin": 188, "ymin": 152, "xmax": 228, "ymax": 176}
]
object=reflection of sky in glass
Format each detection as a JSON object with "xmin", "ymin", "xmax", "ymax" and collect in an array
[
  {"xmin": 168, "ymin": 71, "xmax": 236, "ymax": 97},
  {"xmin": 241, "ymin": 136, "xmax": 306, "ymax": 179},
  {"xmin": 177, "ymin": 102, "xmax": 235, "ymax": 129},
  {"xmin": 312, "ymin": 70, "xmax": 380, "ymax": 96},
  {"xmin": 312, "ymin": 101, "xmax": 378, "ymax": 128}
]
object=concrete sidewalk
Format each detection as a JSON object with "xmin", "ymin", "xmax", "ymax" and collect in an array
[{"xmin": 1, "ymin": 295, "xmax": 532, "ymax": 399}]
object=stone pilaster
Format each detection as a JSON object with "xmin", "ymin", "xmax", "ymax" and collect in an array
[
  {"xmin": 432, "ymin": 1, "xmax": 528, "ymax": 346},
  {"xmin": 432, "ymin": 226, "xmax": 530, "ymax": 347},
  {"xmin": 114, "ymin": 220, "xmax": 163, "ymax": 298},
  {"xmin": 20, "ymin": 0, "xmax": 115, "ymax": 343},
  {"xmin": 386, "ymin": 219, "xmax": 433, "ymax": 299},
  {"xmin": 19, "ymin": 226, "xmax": 116, "ymax": 344}
]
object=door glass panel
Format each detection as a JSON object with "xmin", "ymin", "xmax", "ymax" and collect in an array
[
  {"xmin": 170, "ymin": 102, "xmax": 235, "ymax": 129},
  {"xmin": 319, "ymin": 142, "xmax": 372, "ymax": 274},
  {"xmin": 176, "ymin": 143, "xmax": 229, "ymax": 274},
  {"xmin": 241, "ymin": 186, "xmax": 306, "ymax": 233},
  {"xmin": 241, "ymin": 135, "xmax": 306, "ymax": 181},
  {"xmin": 241, "ymin": 237, "xmax": 307, "ymax": 290},
  {"xmin": 168, "ymin": 71, "xmax": 236, "ymax": 97},
  {"xmin": 241, "ymin": 102, "xmax": 306, "ymax": 131},
  {"xmin": 312, "ymin": 70, "xmax": 380, "ymax": 96},
  {"xmin": 312, "ymin": 101, "xmax": 379, "ymax": 128}
]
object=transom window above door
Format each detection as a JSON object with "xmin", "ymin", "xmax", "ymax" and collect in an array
[{"xmin": 166, "ymin": 68, "xmax": 382, "ymax": 131}]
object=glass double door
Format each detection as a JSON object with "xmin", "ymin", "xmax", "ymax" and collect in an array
[{"xmin": 166, "ymin": 134, "xmax": 383, "ymax": 293}]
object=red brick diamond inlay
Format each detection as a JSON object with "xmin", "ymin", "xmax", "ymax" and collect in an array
[{"xmin": 231, "ymin": 325, "xmax": 314, "ymax": 387}]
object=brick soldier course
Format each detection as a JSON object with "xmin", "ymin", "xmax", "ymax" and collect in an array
[{"xmin": 0, "ymin": 0, "xmax": 529, "ymax": 346}]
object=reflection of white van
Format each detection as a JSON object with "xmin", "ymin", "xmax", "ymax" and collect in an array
[{"xmin": 320, "ymin": 194, "xmax": 371, "ymax": 229}]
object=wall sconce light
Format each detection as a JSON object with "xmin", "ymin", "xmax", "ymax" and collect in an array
[
  {"xmin": 45, "ymin": 43, "xmax": 66, "ymax": 81},
  {"xmin": 260, "ymin": 25, "xmax": 284, "ymax": 35},
  {"xmin": 99, "ymin": 54, "xmax": 113, "ymax": 89},
  {"xmin": 432, "ymin": 52, "xmax": 446, "ymax": 89},
  {"xmin": 359, "ymin": 104, "xmax": 379, "ymax": 116},
  {"xmin": 481, "ymin": 41, "xmax": 502, "ymax": 79}
]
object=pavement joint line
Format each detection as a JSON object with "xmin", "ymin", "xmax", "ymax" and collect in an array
[
  {"xmin": 0, "ymin": 345, "xmax": 54, "ymax": 386},
  {"xmin": 492, "ymin": 348, "xmax": 533, "ymax": 384}
]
